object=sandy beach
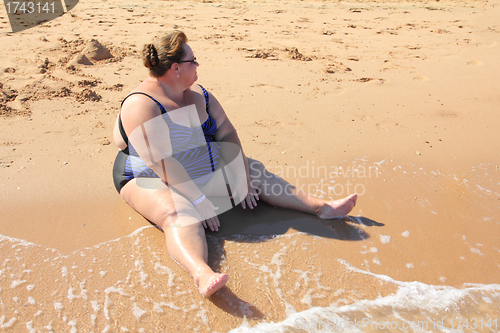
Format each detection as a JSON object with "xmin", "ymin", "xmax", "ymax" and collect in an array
[{"xmin": 1, "ymin": 0, "xmax": 499, "ymax": 331}]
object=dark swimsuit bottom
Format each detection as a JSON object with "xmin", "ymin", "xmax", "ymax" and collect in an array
[{"xmin": 112, "ymin": 86, "xmax": 221, "ymax": 193}]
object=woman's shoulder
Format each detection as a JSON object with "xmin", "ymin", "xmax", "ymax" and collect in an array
[
  {"xmin": 187, "ymin": 84, "xmax": 211, "ymax": 110},
  {"xmin": 191, "ymin": 83, "xmax": 206, "ymax": 92},
  {"xmin": 120, "ymin": 90, "xmax": 165, "ymax": 132},
  {"xmin": 188, "ymin": 83, "xmax": 206, "ymax": 99},
  {"xmin": 122, "ymin": 81, "xmax": 157, "ymax": 105},
  {"xmin": 121, "ymin": 91, "xmax": 160, "ymax": 109},
  {"xmin": 122, "ymin": 80, "xmax": 164, "ymax": 111}
]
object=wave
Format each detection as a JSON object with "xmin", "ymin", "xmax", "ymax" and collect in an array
[{"xmin": 231, "ymin": 262, "xmax": 500, "ymax": 332}]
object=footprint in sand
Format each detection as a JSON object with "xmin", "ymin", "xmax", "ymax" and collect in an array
[
  {"xmin": 331, "ymin": 86, "xmax": 346, "ymax": 96},
  {"xmin": 411, "ymin": 72, "xmax": 428, "ymax": 81},
  {"xmin": 354, "ymin": 78, "xmax": 386, "ymax": 85},
  {"xmin": 359, "ymin": 114, "xmax": 371, "ymax": 122},
  {"xmin": 466, "ymin": 57, "xmax": 482, "ymax": 66},
  {"xmin": 316, "ymin": 86, "xmax": 346, "ymax": 96},
  {"xmin": 481, "ymin": 41, "xmax": 497, "ymax": 47},
  {"xmin": 250, "ymin": 83, "xmax": 286, "ymax": 90}
]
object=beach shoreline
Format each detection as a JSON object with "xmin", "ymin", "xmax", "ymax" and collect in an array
[{"xmin": 1, "ymin": 0, "xmax": 499, "ymax": 331}]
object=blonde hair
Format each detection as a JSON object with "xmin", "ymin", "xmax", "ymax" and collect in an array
[{"xmin": 142, "ymin": 30, "xmax": 188, "ymax": 77}]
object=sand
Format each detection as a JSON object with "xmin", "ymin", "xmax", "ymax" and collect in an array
[{"xmin": 1, "ymin": 0, "xmax": 499, "ymax": 331}]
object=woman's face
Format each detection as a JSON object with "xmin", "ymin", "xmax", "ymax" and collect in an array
[{"xmin": 178, "ymin": 43, "xmax": 199, "ymax": 84}]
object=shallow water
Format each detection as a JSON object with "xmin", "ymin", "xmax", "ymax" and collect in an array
[
  {"xmin": 1, "ymin": 158, "xmax": 499, "ymax": 332},
  {"xmin": 0, "ymin": 228, "xmax": 388, "ymax": 332},
  {"xmin": 231, "ymin": 274, "xmax": 500, "ymax": 333},
  {"xmin": 1, "ymin": 229, "xmax": 499, "ymax": 332}
]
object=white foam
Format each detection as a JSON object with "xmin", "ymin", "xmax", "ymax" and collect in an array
[
  {"xmin": 0, "ymin": 315, "xmax": 17, "ymax": 329},
  {"xmin": 10, "ymin": 279, "xmax": 26, "ymax": 288},
  {"xmin": 360, "ymin": 246, "xmax": 378, "ymax": 254},
  {"xmin": 153, "ymin": 302, "xmax": 164, "ymax": 313},
  {"xmin": 132, "ymin": 303, "xmax": 147, "ymax": 320},
  {"xmin": 239, "ymin": 302, "xmax": 256, "ymax": 317},
  {"xmin": 104, "ymin": 286, "xmax": 128, "ymax": 296},
  {"xmin": 91, "ymin": 300, "xmax": 100, "ymax": 312},
  {"xmin": 26, "ymin": 320, "xmax": 35, "ymax": 333},
  {"xmin": 0, "ymin": 234, "xmax": 37, "ymax": 248},
  {"xmin": 68, "ymin": 320, "xmax": 77, "ymax": 333},
  {"xmin": 68, "ymin": 281, "xmax": 88, "ymax": 300},
  {"xmin": 482, "ymin": 296, "xmax": 492, "ymax": 304},
  {"xmin": 470, "ymin": 247, "xmax": 485, "ymax": 256},
  {"xmin": 0, "ymin": 226, "xmax": 154, "ymax": 262},
  {"xmin": 139, "ymin": 271, "xmax": 149, "ymax": 287},
  {"xmin": 379, "ymin": 235, "xmax": 391, "ymax": 244},
  {"xmin": 154, "ymin": 263, "xmax": 175, "ymax": 287},
  {"xmin": 230, "ymin": 259, "xmax": 500, "ymax": 333}
]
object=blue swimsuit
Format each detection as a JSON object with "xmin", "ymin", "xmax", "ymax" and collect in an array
[{"xmin": 112, "ymin": 86, "xmax": 221, "ymax": 193}]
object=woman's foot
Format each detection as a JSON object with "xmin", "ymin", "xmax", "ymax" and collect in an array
[
  {"xmin": 317, "ymin": 193, "xmax": 357, "ymax": 219},
  {"xmin": 197, "ymin": 271, "xmax": 228, "ymax": 297}
]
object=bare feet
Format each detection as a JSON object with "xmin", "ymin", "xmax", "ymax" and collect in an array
[
  {"xmin": 317, "ymin": 193, "xmax": 357, "ymax": 219},
  {"xmin": 197, "ymin": 272, "xmax": 228, "ymax": 297}
]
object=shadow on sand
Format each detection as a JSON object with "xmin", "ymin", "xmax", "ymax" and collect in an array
[
  {"xmin": 204, "ymin": 201, "xmax": 384, "ymax": 318},
  {"xmin": 206, "ymin": 201, "xmax": 383, "ymax": 241}
]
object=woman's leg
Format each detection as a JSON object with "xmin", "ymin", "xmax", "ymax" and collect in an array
[
  {"xmin": 247, "ymin": 158, "xmax": 357, "ymax": 218},
  {"xmin": 120, "ymin": 178, "xmax": 227, "ymax": 297}
]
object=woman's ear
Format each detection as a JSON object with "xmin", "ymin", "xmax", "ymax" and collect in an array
[{"xmin": 172, "ymin": 64, "xmax": 180, "ymax": 77}]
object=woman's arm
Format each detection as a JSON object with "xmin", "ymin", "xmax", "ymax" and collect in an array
[{"xmin": 207, "ymin": 90, "xmax": 259, "ymax": 209}]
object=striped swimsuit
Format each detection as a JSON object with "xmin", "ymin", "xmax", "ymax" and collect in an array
[{"xmin": 112, "ymin": 86, "xmax": 220, "ymax": 193}]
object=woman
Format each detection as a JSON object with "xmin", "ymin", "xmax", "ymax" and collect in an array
[{"xmin": 112, "ymin": 31, "xmax": 357, "ymax": 297}]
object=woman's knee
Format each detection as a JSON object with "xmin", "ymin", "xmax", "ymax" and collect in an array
[
  {"xmin": 154, "ymin": 199, "xmax": 203, "ymax": 229},
  {"xmin": 153, "ymin": 207, "xmax": 180, "ymax": 229}
]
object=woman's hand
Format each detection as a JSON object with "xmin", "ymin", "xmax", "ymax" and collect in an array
[
  {"xmin": 194, "ymin": 197, "xmax": 220, "ymax": 232},
  {"xmin": 240, "ymin": 182, "xmax": 260, "ymax": 210},
  {"xmin": 230, "ymin": 176, "xmax": 260, "ymax": 210}
]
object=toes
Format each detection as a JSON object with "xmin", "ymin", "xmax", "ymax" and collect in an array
[
  {"xmin": 200, "ymin": 273, "xmax": 228, "ymax": 297},
  {"xmin": 348, "ymin": 193, "xmax": 358, "ymax": 206},
  {"xmin": 210, "ymin": 274, "xmax": 228, "ymax": 288},
  {"xmin": 318, "ymin": 194, "xmax": 357, "ymax": 219}
]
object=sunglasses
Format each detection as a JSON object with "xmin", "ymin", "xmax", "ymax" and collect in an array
[{"xmin": 178, "ymin": 57, "xmax": 198, "ymax": 65}]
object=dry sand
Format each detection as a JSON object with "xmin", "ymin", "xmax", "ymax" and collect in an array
[{"xmin": 1, "ymin": 0, "xmax": 499, "ymax": 331}]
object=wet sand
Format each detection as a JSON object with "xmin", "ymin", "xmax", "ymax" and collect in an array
[{"xmin": 1, "ymin": 0, "xmax": 499, "ymax": 331}]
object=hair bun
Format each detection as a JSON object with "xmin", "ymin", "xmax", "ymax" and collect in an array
[
  {"xmin": 144, "ymin": 43, "xmax": 159, "ymax": 68},
  {"xmin": 143, "ymin": 31, "xmax": 187, "ymax": 77}
]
